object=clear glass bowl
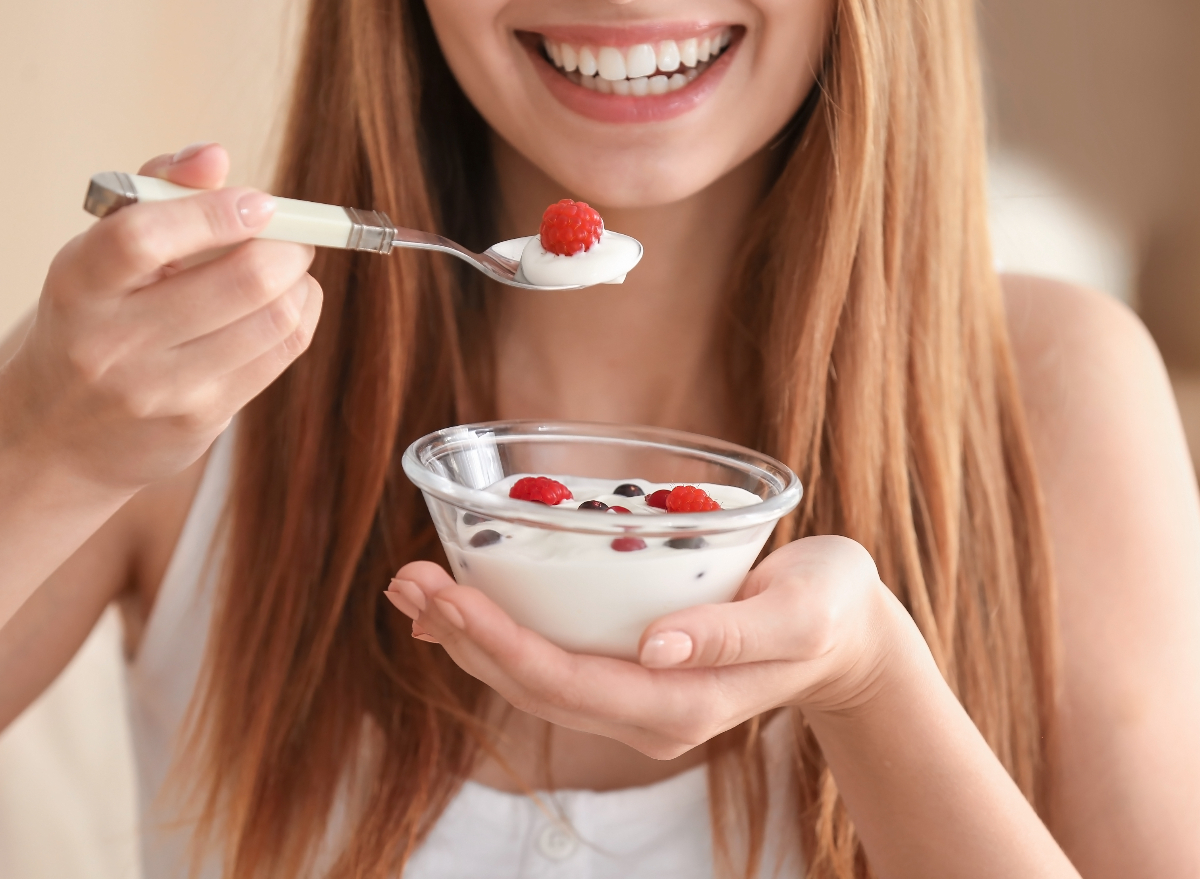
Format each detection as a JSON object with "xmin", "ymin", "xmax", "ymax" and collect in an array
[{"xmin": 402, "ymin": 421, "xmax": 802, "ymax": 659}]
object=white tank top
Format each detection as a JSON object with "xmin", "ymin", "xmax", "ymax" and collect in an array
[{"xmin": 123, "ymin": 429, "xmax": 805, "ymax": 878}]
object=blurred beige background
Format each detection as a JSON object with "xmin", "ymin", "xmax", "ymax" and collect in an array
[
  {"xmin": 0, "ymin": 0, "xmax": 1197, "ymax": 877},
  {"xmin": 0, "ymin": 0, "xmax": 302, "ymax": 332}
]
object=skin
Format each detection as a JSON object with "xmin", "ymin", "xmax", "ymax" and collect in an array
[{"xmin": 1, "ymin": 1, "xmax": 1197, "ymax": 877}]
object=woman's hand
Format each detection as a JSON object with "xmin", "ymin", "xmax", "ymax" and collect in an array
[
  {"xmin": 387, "ymin": 535, "xmax": 917, "ymax": 759},
  {"xmin": 0, "ymin": 143, "xmax": 322, "ymax": 493}
]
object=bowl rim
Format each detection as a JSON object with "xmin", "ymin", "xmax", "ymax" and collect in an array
[{"xmin": 401, "ymin": 420, "xmax": 803, "ymax": 537}]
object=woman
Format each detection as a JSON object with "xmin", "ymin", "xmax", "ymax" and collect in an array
[{"xmin": 0, "ymin": 0, "xmax": 1196, "ymax": 876}]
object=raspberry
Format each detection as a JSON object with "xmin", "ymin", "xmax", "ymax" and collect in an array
[
  {"xmin": 646, "ymin": 489, "xmax": 671, "ymax": 510},
  {"xmin": 611, "ymin": 537, "xmax": 647, "ymax": 552},
  {"xmin": 539, "ymin": 199, "xmax": 604, "ymax": 256},
  {"xmin": 509, "ymin": 476, "xmax": 573, "ymax": 506},
  {"xmin": 665, "ymin": 485, "xmax": 722, "ymax": 513}
]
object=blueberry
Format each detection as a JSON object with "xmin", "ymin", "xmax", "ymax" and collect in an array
[
  {"xmin": 463, "ymin": 513, "xmax": 490, "ymax": 526},
  {"xmin": 666, "ymin": 536, "xmax": 707, "ymax": 550},
  {"xmin": 469, "ymin": 529, "xmax": 502, "ymax": 548},
  {"xmin": 613, "ymin": 483, "xmax": 645, "ymax": 497},
  {"xmin": 578, "ymin": 500, "xmax": 610, "ymax": 512}
]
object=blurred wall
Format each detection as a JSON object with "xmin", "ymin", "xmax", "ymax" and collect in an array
[
  {"xmin": 982, "ymin": 0, "xmax": 1200, "ymax": 369},
  {"xmin": 0, "ymin": 0, "xmax": 302, "ymax": 332},
  {"xmin": 0, "ymin": 1, "xmax": 300, "ymax": 877}
]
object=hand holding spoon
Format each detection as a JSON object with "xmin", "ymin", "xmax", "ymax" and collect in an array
[{"xmin": 84, "ymin": 172, "xmax": 641, "ymax": 291}]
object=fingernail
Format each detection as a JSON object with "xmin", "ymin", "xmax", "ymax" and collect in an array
[
  {"xmin": 383, "ymin": 590, "xmax": 418, "ymax": 620},
  {"xmin": 640, "ymin": 631, "xmax": 694, "ymax": 668},
  {"xmin": 171, "ymin": 141, "xmax": 215, "ymax": 163},
  {"xmin": 412, "ymin": 623, "xmax": 440, "ymax": 644},
  {"xmin": 390, "ymin": 578, "xmax": 426, "ymax": 613},
  {"xmin": 237, "ymin": 191, "xmax": 275, "ymax": 227},
  {"xmin": 433, "ymin": 597, "xmax": 465, "ymax": 629}
]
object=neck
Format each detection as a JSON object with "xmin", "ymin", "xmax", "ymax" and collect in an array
[{"xmin": 490, "ymin": 137, "xmax": 768, "ymax": 443}]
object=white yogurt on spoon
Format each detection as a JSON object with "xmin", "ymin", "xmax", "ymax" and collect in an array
[{"xmin": 518, "ymin": 230, "xmax": 642, "ymax": 286}]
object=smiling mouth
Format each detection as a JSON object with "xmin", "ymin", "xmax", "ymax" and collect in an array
[{"xmin": 530, "ymin": 27, "xmax": 738, "ymax": 97}]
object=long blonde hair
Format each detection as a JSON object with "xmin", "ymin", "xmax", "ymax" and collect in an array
[{"xmin": 185, "ymin": 0, "xmax": 1057, "ymax": 876}]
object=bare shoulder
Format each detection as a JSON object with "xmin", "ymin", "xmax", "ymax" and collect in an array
[
  {"xmin": 1001, "ymin": 275, "xmax": 1200, "ymax": 876},
  {"xmin": 1002, "ymin": 274, "xmax": 1168, "ymax": 450}
]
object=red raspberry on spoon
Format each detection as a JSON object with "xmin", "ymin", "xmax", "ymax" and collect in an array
[{"xmin": 540, "ymin": 199, "xmax": 604, "ymax": 256}]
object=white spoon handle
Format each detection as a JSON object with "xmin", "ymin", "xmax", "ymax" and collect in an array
[{"xmin": 83, "ymin": 172, "xmax": 396, "ymax": 254}]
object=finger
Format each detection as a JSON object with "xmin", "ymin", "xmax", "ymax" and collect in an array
[
  {"xmin": 208, "ymin": 273, "xmax": 323, "ymax": 409},
  {"xmin": 167, "ymin": 274, "xmax": 314, "ymax": 381},
  {"xmin": 138, "ymin": 142, "xmax": 230, "ymax": 190},
  {"xmin": 126, "ymin": 239, "xmax": 316, "ymax": 347},
  {"xmin": 636, "ymin": 581, "xmax": 815, "ymax": 670},
  {"xmin": 639, "ymin": 536, "xmax": 879, "ymax": 669},
  {"xmin": 74, "ymin": 186, "xmax": 276, "ymax": 294}
]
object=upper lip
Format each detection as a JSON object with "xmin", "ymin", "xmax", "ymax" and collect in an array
[{"xmin": 520, "ymin": 22, "xmax": 736, "ymax": 47}]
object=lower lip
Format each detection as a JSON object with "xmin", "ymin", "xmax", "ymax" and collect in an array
[{"xmin": 525, "ymin": 36, "xmax": 740, "ymax": 124}]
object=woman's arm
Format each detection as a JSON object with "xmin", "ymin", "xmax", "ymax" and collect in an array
[{"xmin": 1005, "ymin": 275, "xmax": 1200, "ymax": 878}]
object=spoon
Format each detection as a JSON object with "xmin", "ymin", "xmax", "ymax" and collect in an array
[{"xmin": 83, "ymin": 172, "xmax": 640, "ymax": 291}]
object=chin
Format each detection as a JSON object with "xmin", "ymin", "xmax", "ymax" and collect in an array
[{"xmin": 526, "ymin": 147, "xmax": 736, "ymax": 209}]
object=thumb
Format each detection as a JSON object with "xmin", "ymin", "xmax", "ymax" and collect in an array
[
  {"xmin": 138, "ymin": 142, "xmax": 230, "ymax": 190},
  {"xmin": 637, "ymin": 572, "xmax": 831, "ymax": 669}
]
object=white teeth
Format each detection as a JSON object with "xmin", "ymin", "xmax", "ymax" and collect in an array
[
  {"xmin": 656, "ymin": 41, "xmax": 680, "ymax": 72},
  {"xmin": 597, "ymin": 46, "xmax": 627, "ymax": 80},
  {"xmin": 546, "ymin": 30, "xmax": 733, "ymax": 95},
  {"xmin": 561, "ymin": 43, "xmax": 578, "ymax": 72},
  {"xmin": 577, "ymin": 46, "xmax": 598, "ymax": 76},
  {"xmin": 625, "ymin": 43, "xmax": 657, "ymax": 79},
  {"xmin": 679, "ymin": 38, "xmax": 699, "ymax": 68}
]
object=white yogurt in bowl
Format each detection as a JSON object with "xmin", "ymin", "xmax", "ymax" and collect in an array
[{"xmin": 402, "ymin": 422, "xmax": 802, "ymax": 659}]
